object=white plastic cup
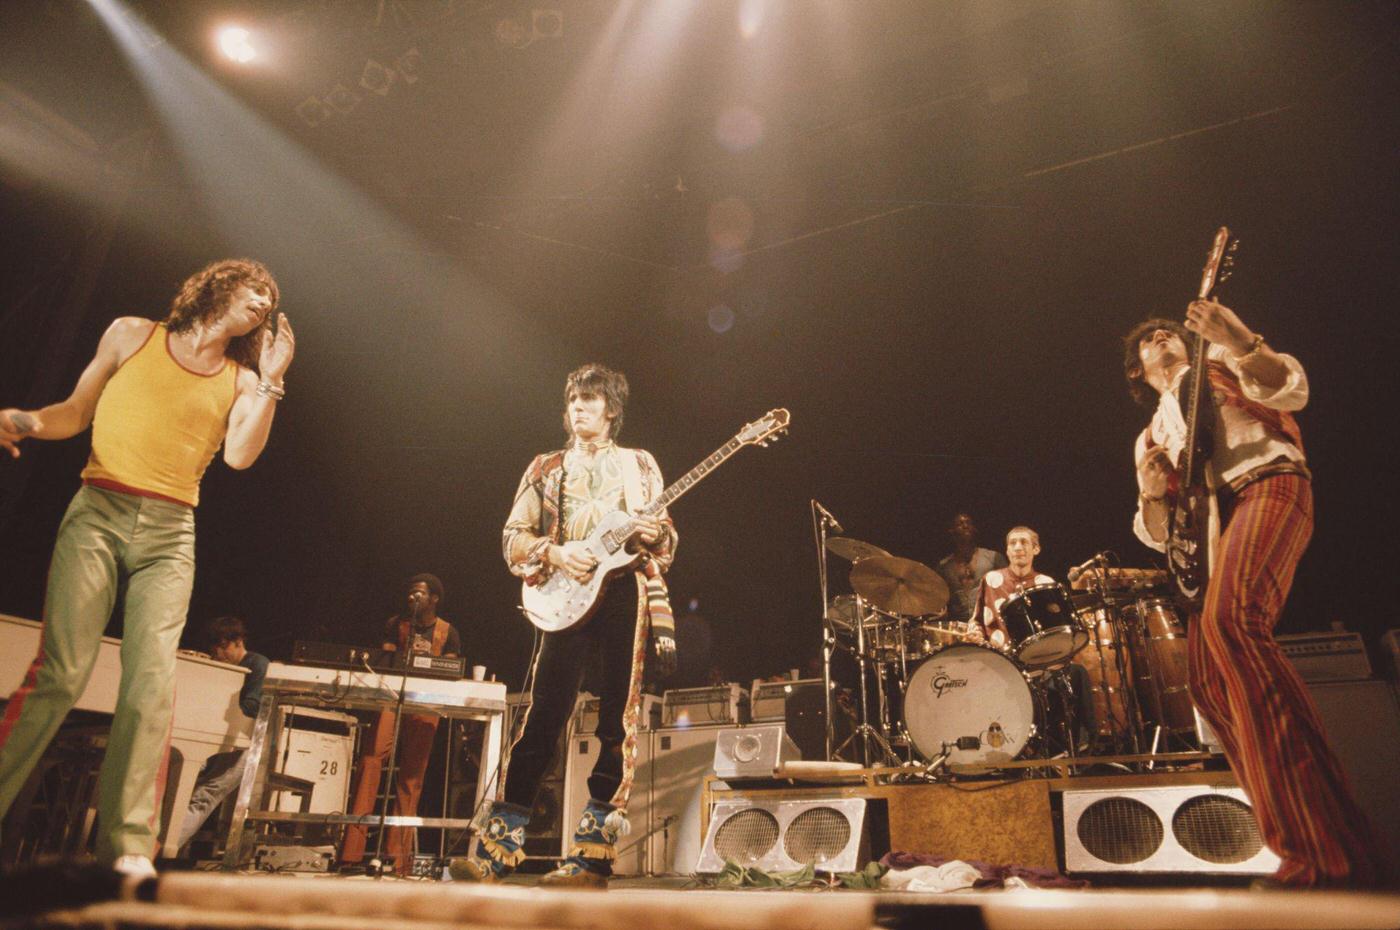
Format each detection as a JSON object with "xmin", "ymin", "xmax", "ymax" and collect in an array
[{"xmin": 471, "ymin": 664, "xmax": 486, "ymax": 681}]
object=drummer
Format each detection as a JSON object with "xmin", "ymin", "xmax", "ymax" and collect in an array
[
  {"xmin": 936, "ymin": 513, "xmax": 1008, "ymax": 625},
  {"xmin": 966, "ymin": 526, "xmax": 1054, "ymax": 650}
]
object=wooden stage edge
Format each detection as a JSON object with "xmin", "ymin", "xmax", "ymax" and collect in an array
[{"xmin": 28, "ymin": 875, "xmax": 1400, "ymax": 930}]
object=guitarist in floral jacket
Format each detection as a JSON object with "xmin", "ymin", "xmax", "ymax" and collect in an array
[
  {"xmin": 1127, "ymin": 301, "xmax": 1390, "ymax": 889},
  {"xmin": 454, "ymin": 363, "xmax": 677, "ymax": 887}
]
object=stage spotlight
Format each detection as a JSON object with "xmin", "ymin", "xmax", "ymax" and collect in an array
[{"xmin": 217, "ymin": 26, "xmax": 257, "ymax": 64}]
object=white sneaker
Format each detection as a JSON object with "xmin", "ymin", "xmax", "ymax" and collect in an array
[{"xmin": 112, "ymin": 854, "xmax": 157, "ymax": 879}]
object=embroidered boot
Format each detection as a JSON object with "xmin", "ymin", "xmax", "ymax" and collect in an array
[
  {"xmin": 540, "ymin": 798, "xmax": 626, "ymax": 889},
  {"xmin": 447, "ymin": 801, "xmax": 530, "ymax": 882}
]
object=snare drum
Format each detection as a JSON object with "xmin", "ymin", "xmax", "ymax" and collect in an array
[
  {"xmin": 902, "ymin": 643, "xmax": 1036, "ymax": 769},
  {"xmin": 1000, "ymin": 583, "xmax": 1089, "ymax": 669},
  {"xmin": 905, "ymin": 620, "xmax": 965, "ymax": 659}
]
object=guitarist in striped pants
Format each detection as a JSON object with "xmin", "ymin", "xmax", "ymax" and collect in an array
[
  {"xmin": 1127, "ymin": 302, "xmax": 1391, "ymax": 889},
  {"xmin": 453, "ymin": 363, "xmax": 677, "ymax": 888}
]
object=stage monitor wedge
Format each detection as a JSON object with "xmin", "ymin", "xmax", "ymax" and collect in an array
[
  {"xmin": 1062, "ymin": 785, "xmax": 1280, "ymax": 875},
  {"xmin": 695, "ymin": 798, "xmax": 866, "ymax": 874}
]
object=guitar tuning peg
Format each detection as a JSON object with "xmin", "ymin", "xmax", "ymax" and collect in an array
[
  {"xmin": 1227, "ymin": 241, "xmax": 1240, "ymax": 253},
  {"xmin": 1219, "ymin": 271, "xmax": 1232, "ymax": 283}
]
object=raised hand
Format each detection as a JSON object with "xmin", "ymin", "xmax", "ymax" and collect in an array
[
  {"xmin": 259, "ymin": 315, "xmax": 296, "ymax": 382},
  {"xmin": 1185, "ymin": 299, "xmax": 1253, "ymax": 356},
  {"xmin": 1137, "ymin": 446, "xmax": 1174, "ymax": 501}
]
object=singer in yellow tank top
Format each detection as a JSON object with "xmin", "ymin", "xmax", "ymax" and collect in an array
[
  {"xmin": 0, "ymin": 259, "xmax": 296, "ymax": 870},
  {"xmin": 81, "ymin": 323, "xmax": 238, "ymax": 507}
]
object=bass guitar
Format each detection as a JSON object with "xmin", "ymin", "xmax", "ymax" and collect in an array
[
  {"xmin": 521, "ymin": 408, "xmax": 791, "ymax": 633},
  {"xmin": 1166, "ymin": 226, "xmax": 1237, "ymax": 606}
]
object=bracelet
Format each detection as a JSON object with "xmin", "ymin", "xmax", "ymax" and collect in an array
[
  {"xmin": 1234, "ymin": 332, "xmax": 1265, "ymax": 361},
  {"xmin": 1139, "ymin": 491, "xmax": 1165, "ymax": 505},
  {"xmin": 255, "ymin": 381, "xmax": 286, "ymax": 400}
]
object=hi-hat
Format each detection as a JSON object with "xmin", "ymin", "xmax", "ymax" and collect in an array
[
  {"xmin": 849, "ymin": 556, "xmax": 950, "ymax": 617},
  {"xmin": 824, "ymin": 537, "xmax": 891, "ymax": 562}
]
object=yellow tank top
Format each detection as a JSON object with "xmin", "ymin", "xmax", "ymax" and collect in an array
[{"xmin": 81, "ymin": 323, "xmax": 238, "ymax": 507}]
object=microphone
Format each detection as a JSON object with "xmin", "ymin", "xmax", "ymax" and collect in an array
[
  {"xmin": 1067, "ymin": 552, "xmax": 1108, "ymax": 583},
  {"xmin": 954, "ymin": 736, "xmax": 980, "ymax": 750},
  {"xmin": 812, "ymin": 500, "xmax": 844, "ymax": 534}
]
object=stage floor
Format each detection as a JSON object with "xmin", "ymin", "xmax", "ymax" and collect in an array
[{"xmin": 16, "ymin": 872, "xmax": 1400, "ymax": 930}]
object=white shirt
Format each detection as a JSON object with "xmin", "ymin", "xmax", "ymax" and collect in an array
[{"xmin": 1133, "ymin": 342, "xmax": 1308, "ymax": 551}]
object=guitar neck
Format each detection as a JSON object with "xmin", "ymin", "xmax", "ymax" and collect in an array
[
  {"xmin": 641, "ymin": 436, "xmax": 746, "ymax": 517},
  {"xmin": 1179, "ymin": 262, "xmax": 1222, "ymax": 484}
]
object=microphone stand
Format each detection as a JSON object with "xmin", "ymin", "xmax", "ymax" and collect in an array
[
  {"xmin": 811, "ymin": 501, "xmax": 838, "ymax": 761},
  {"xmin": 371, "ymin": 638, "xmax": 412, "ymax": 877}
]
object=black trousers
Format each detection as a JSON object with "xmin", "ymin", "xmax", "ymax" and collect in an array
[{"xmin": 505, "ymin": 576, "xmax": 641, "ymax": 809}]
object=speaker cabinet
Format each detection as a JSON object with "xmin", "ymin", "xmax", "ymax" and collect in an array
[
  {"xmin": 646, "ymin": 724, "xmax": 729, "ymax": 875},
  {"xmin": 712, "ymin": 725, "xmax": 800, "ymax": 780},
  {"xmin": 1304, "ymin": 679, "xmax": 1400, "ymax": 854},
  {"xmin": 695, "ymin": 798, "xmax": 867, "ymax": 873},
  {"xmin": 1062, "ymin": 785, "xmax": 1279, "ymax": 874}
]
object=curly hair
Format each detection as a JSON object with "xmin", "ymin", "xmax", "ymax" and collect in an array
[
  {"xmin": 1123, "ymin": 318, "xmax": 1193, "ymax": 408},
  {"xmin": 165, "ymin": 259, "xmax": 279, "ymax": 371},
  {"xmin": 562, "ymin": 363, "xmax": 629, "ymax": 440},
  {"xmin": 408, "ymin": 572, "xmax": 445, "ymax": 605}
]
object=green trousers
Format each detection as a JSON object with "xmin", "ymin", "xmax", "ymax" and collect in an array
[{"xmin": 0, "ymin": 484, "xmax": 195, "ymax": 862}]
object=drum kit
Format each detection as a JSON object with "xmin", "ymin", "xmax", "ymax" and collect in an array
[{"xmin": 817, "ymin": 532, "xmax": 1200, "ymax": 774}]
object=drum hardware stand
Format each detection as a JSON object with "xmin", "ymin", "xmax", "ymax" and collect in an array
[
  {"xmin": 832, "ymin": 595, "xmax": 903, "ymax": 767},
  {"xmin": 907, "ymin": 737, "xmax": 982, "ymax": 781}
]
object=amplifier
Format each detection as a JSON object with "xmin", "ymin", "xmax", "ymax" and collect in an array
[
  {"xmin": 661, "ymin": 684, "xmax": 745, "ymax": 726},
  {"xmin": 574, "ymin": 692, "xmax": 661, "ymax": 734},
  {"xmin": 750, "ymin": 678, "xmax": 822, "ymax": 721},
  {"xmin": 1278, "ymin": 631, "xmax": 1371, "ymax": 681},
  {"xmin": 291, "ymin": 641, "xmax": 465, "ymax": 680},
  {"xmin": 251, "ymin": 844, "xmax": 335, "ymax": 873}
]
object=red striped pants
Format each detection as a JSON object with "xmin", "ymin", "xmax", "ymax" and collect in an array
[{"xmin": 1189, "ymin": 474, "xmax": 1390, "ymax": 887}]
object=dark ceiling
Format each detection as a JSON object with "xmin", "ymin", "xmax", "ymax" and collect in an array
[{"xmin": 2, "ymin": 0, "xmax": 1398, "ymax": 688}]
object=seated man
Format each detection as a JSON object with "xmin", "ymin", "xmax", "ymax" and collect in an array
[
  {"xmin": 174, "ymin": 617, "xmax": 269, "ymax": 853},
  {"xmin": 339, "ymin": 573, "xmax": 461, "ymax": 873},
  {"xmin": 967, "ymin": 526, "xmax": 1053, "ymax": 651}
]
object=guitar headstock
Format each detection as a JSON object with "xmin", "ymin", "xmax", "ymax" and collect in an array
[
  {"xmin": 737, "ymin": 408, "xmax": 791, "ymax": 448},
  {"xmin": 1198, "ymin": 226, "xmax": 1237, "ymax": 299}
]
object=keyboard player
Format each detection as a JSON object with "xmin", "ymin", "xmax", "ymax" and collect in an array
[{"xmin": 339, "ymin": 573, "xmax": 462, "ymax": 874}]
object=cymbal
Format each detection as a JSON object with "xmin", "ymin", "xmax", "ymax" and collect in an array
[
  {"xmin": 849, "ymin": 555, "xmax": 950, "ymax": 617},
  {"xmin": 825, "ymin": 537, "xmax": 891, "ymax": 562}
]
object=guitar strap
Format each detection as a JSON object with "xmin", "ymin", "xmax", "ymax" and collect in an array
[{"xmin": 609, "ymin": 448, "xmax": 673, "ymax": 813}]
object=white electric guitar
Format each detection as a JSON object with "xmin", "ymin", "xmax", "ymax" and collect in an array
[{"xmin": 520, "ymin": 409, "xmax": 791, "ymax": 633}]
